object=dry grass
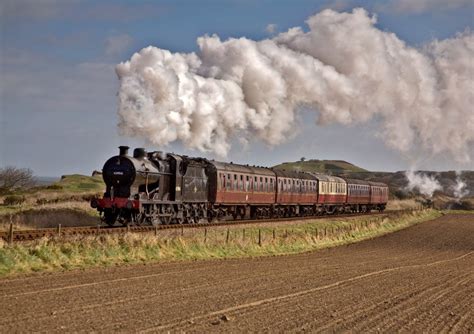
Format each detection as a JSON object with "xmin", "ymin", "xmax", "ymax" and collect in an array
[
  {"xmin": 386, "ymin": 198, "xmax": 423, "ymax": 210},
  {"xmin": 0, "ymin": 209, "xmax": 440, "ymax": 277}
]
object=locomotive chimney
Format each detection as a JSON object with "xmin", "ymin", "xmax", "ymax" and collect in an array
[{"xmin": 118, "ymin": 146, "xmax": 129, "ymax": 156}]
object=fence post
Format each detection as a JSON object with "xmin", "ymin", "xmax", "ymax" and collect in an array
[
  {"xmin": 204, "ymin": 228, "xmax": 207, "ymax": 243},
  {"xmin": 285, "ymin": 229, "xmax": 288, "ymax": 238},
  {"xmin": 181, "ymin": 226, "xmax": 184, "ymax": 236},
  {"xmin": 8, "ymin": 223, "xmax": 13, "ymax": 244},
  {"xmin": 57, "ymin": 224, "xmax": 61, "ymax": 237},
  {"xmin": 272, "ymin": 229, "xmax": 276, "ymax": 240},
  {"xmin": 258, "ymin": 229, "xmax": 262, "ymax": 246},
  {"xmin": 226, "ymin": 229, "xmax": 230, "ymax": 243},
  {"xmin": 242, "ymin": 229, "xmax": 246, "ymax": 242},
  {"xmin": 154, "ymin": 226, "xmax": 158, "ymax": 236}
]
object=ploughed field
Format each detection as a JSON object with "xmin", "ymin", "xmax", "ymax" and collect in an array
[{"xmin": 0, "ymin": 213, "xmax": 472, "ymax": 332}]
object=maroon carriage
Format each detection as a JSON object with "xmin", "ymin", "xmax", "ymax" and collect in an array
[
  {"xmin": 274, "ymin": 170, "xmax": 318, "ymax": 204},
  {"xmin": 207, "ymin": 161, "xmax": 276, "ymax": 219},
  {"xmin": 345, "ymin": 179, "xmax": 371, "ymax": 212},
  {"xmin": 274, "ymin": 170, "xmax": 318, "ymax": 216},
  {"xmin": 368, "ymin": 181, "xmax": 389, "ymax": 211}
]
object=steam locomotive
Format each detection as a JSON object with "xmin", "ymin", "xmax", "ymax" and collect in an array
[{"xmin": 91, "ymin": 146, "xmax": 389, "ymax": 226}]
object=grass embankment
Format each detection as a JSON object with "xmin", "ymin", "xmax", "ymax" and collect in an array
[
  {"xmin": 0, "ymin": 210, "xmax": 441, "ymax": 277},
  {"xmin": 0, "ymin": 174, "xmax": 103, "ymax": 228}
]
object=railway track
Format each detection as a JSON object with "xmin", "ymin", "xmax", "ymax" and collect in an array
[{"xmin": 0, "ymin": 210, "xmax": 415, "ymax": 243}]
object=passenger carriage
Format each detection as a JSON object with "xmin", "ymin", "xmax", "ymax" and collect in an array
[
  {"xmin": 274, "ymin": 170, "xmax": 318, "ymax": 216},
  {"xmin": 345, "ymin": 179, "xmax": 371, "ymax": 212},
  {"xmin": 368, "ymin": 181, "xmax": 389, "ymax": 211},
  {"xmin": 207, "ymin": 161, "xmax": 276, "ymax": 219},
  {"xmin": 309, "ymin": 174, "xmax": 347, "ymax": 214}
]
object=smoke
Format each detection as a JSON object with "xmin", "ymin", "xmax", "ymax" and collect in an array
[
  {"xmin": 116, "ymin": 8, "xmax": 474, "ymax": 161},
  {"xmin": 453, "ymin": 171, "xmax": 469, "ymax": 199},
  {"xmin": 405, "ymin": 170, "xmax": 442, "ymax": 198}
]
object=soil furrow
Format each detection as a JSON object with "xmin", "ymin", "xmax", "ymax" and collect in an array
[{"xmin": 0, "ymin": 213, "xmax": 471, "ymax": 333}]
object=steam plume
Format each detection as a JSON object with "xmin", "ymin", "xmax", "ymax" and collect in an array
[
  {"xmin": 116, "ymin": 8, "xmax": 474, "ymax": 160},
  {"xmin": 453, "ymin": 171, "xmax": 469, "ymax": 199},
  {"xmin": 405, "ymin": 170, "xmax": 442, "ymax": 198}
]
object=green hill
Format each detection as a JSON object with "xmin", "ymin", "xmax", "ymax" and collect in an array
[
  {"xmin": 52, "ymin": 174, "xmax": 104, "ymax": 192},
  {"xmin": 273, "ymin": 159, "xmax": 368, "ymax": 174}
]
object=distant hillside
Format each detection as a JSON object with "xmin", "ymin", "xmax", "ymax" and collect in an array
[
  {"xmin": 274, "ymin": 159, "xmax": 368, "ymax": 174},
  {"xmin": 338, "ymin": 170, "xmax": 474, "ymax": 198},
  {"xmin": 52, "ymin": 174, "xmax": 104, "ymax": 192},
  {"xmin": 272, "ymin": 159, "xmax": 473, "ymax": 199},
  {"xmin": 35, "ymin": 176, "xmax": 60, "ymax": 186}
]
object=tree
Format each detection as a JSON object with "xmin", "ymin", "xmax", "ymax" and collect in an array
[
  {"xmin": 300, "ymin": 157, "xmax": 306, "ymax": 162},
  {"xmin": 0, "ymin": 166, "xmax": 35, "ymax": 194}
]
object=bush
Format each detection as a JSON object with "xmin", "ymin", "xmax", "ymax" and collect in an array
[
  {"xmin": 393, "ymin": 189, "xmax": 411, "ymax": 200},
  {"xmin": 3, "ymin": 195, "xmax": 26, "ymax": 206},
  {"xmin": 447, "ymin": 200, "xmax": 473, "ymax": 210},
  {"xmin": 46, "ymin": 184, "xmax": 63, "ymax": 190},
  {"xmin": 36, "ymin": 198, "xmax": 48, "ymax": 205}
]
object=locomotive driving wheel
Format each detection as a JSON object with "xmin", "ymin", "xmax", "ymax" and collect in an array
[{"xmin": 103, "ymin": 210, "xmax": 118, "ymax": 227}]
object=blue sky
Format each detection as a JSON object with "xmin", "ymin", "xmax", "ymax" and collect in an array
[{"xmin": 1, "ymin": 0, "xmax": 473, "ymax": 176}]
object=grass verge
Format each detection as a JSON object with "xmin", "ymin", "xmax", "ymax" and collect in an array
[{"xmin": 0, "ymin": 210, "xmax": 441, "ymax": 277}]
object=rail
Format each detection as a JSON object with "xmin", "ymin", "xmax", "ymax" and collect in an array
[{"xmin": 0, "ymin": 209, "xmax": 419, "ymax": 243}]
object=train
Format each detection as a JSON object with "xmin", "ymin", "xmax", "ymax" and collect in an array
[{"xmin": 90, "ymin": 146, "xmax": 389, "ymax": 226}]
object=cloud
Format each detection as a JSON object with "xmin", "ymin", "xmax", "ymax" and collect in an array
[
  {"xmin": 320, "ymin": 0, "xmax": 353, "ymax": 11},
  {"xmin": 105, "ymin": 34, "xmax": 133, "ymax": 56},
  {"xmin": 265, "ymin": 24, "xmax": 277, "ymax": 34},
  {"xmin": 382, "ymin": 0, "xmax": 473, "ymax": 14}
]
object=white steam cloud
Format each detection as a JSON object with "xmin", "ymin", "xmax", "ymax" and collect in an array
[
  {"xmin": 453, "ymin": 171, "xmax": 469, "ymax": 199},
  {"xmin": 405, "ymin": 170, "xmax": 442, "ymax": 198},
  {"xmin": 116, "ymin": 8, "xmax": 474, "ymax": 160}
]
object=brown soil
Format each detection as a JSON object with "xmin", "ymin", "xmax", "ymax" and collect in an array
[{"xmin": 0, "ymin": 213, "xmax": 472, "ymax": 333}]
